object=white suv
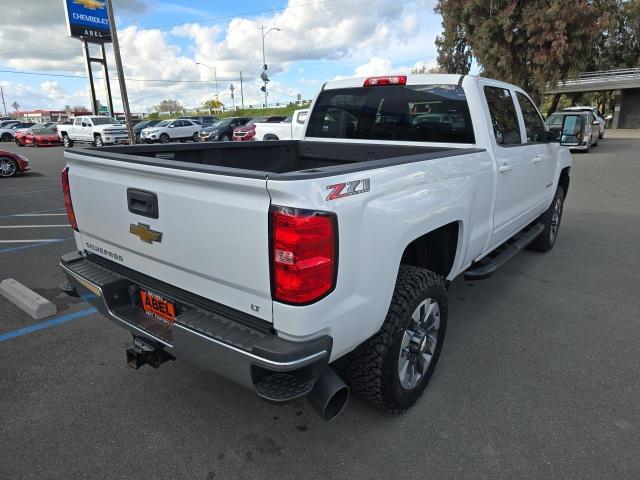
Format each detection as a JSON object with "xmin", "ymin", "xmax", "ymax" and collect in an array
[{"xmin": 140, "ymin": 119, "xmax": 201, "ymax": 144}]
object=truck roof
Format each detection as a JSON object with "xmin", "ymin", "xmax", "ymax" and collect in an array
[{"xmin": 322, "ymin": 74, "xmax": 522, "ymax": 92}]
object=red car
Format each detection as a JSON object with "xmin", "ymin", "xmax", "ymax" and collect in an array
[
  {"xmin": 0, "ymin": 150, "xmax": 30, "ymax": 178},
  {"xmin": 15, "ymin": 126, "xmax": 62, "ymax": 147},
  {"xmin": 232, "ymin": 115, "xmax": 287, "ymax": 141}
]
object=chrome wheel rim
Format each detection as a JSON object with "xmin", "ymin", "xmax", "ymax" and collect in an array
[
  {"xmin": 550, "ymin": 196, "xmax": 563, "ymax": 242},
  {"xmin": 398, "ymin": 298, "xmax": 440, "ymax": 390},
  {"xmin": 0, "ymin": 158, "xmax": 16, "ymax": 177}
]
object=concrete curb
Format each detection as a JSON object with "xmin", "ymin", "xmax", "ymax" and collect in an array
[{"xmin": 0, "ymin": 278, "xmax": 57, "ymax": 320}]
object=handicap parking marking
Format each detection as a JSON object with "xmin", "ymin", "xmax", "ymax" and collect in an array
[{"xmin": 0, "ymin": 306, "xmax": 97, "ymax": 342}]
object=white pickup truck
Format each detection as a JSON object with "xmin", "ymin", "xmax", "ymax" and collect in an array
[
  {"xmin": 60, "ymin": 74, "xmax": 574, "ymax": 420},
  {"xmin": 254, "ymin": 109, "xmax": 309, "ymax": 141},
  {"xmin": 58, "ymin": 116, "xmax": 129, "ymax": 147}
]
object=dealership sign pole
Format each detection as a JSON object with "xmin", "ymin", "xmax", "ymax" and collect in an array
[
  {"xmin": 63, "ymin": 0, "xmax": 114, "ymax": 117},
  {"xmin": 104, "ymin": 0, "xmax": 135, "ymax": 144}
]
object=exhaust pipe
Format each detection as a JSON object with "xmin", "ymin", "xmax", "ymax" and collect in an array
[{"xmin": 307, "ymin": 367, "xmax": 350, "ymax": 421}]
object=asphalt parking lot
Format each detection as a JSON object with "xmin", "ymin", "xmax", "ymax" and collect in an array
[{"xmin": 1, "ymin": 137, "xmax": 639, "ymax": 479}]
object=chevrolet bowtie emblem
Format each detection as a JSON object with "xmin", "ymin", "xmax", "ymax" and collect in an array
[
  {"xmin": 130, "ymin": 223, "xmax": 163, "ymax": 244},
  {"xmin": 73, "ymin": 0, "xmax": 105, "ymax": 10}
]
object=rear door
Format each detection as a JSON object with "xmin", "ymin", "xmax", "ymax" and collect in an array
[
  {"xmin": 482, "ymin": 85, "xmax": 541, "ymax": 247},
  {"xmin": 66, "ymin": 153, "xmax": 274, "ymax": 321}
]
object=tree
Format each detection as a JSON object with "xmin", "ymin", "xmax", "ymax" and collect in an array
[
  {"xmin": 154, "ymin": 99, "xmax": 183, "ymax": 113},
  {"xmin": 202, "ymin": 98, "xmax": 224, "ymax": 110},
  {"xmin": 434, "ymin": 0, "xmax": 614, "ymax": 101},
  {"xmin": 434, "ymin": 1, "xmax": 472, "ymax": 74},
  {"xmin": 72, "ymin": 105, "xmax": 90, "ymax": 113},
  {"xmin": 590, "ymin": 0, "xmax": 640, "ymax": 71}
]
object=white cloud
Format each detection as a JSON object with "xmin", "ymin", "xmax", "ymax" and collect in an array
[{"xmin": 1, "ymin": 0, "xmax": 442, "ymax": 112}]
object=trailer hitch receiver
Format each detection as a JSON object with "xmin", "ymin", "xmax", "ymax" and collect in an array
[{"xmin": 126, "ymin": 336, "xmax": 175, "ymax": 369}]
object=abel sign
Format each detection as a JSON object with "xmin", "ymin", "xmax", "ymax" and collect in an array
[{"xmin": 63, "ymin": 0, "xmax": 111, "ymax": 43}]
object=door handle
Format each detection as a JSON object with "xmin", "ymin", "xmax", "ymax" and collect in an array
[
  {"xmin": 532, "ymin": 156, "xmax": 543, "ymax": 164},
  {"xmin": 498, "ymin": 163, "xmax": 513, "ymax": 173}
]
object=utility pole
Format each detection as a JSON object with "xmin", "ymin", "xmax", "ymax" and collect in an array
[
  {"xmin": 105, "ymin": 0, "xmax": 135, "ymax": 143},
  {"xmin": 0, "ymin": 86, "xmax": 7, "ymax": 116},
  {"xmin": 239, "ymin": 71, "xmax": 244, "ymax": 109},
  {"xmin": 82, "ymin": 41, "xmax": 100, "ymax": 114}
]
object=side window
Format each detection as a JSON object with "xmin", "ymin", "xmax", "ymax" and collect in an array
[
  {"xmin": 74, "ymin": 118, "xmax": 82, "ymax": 126},
  {"xmin": 484, "ymin": 86, "xmax": 522, "ymax": 145},
  {"xmin": 516, "ymin": 92, "xmax": 547, "ymax": 143}
]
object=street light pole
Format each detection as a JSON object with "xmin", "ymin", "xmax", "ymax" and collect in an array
[
  {"xmin": 196, "ymin": 62, "xmax": 219, "ymax": 101},
  {"xmin": 260, "ymin": 25, "xmax": 281, "ymax": 108}
]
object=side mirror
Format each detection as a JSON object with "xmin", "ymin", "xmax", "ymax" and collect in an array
[
  {"xmin": 559, "ymin": 115, "xmax": 583, "ymax": 146},
  {"xmin": 169, "ymin": 124, "xmax": 175, "ymax": 128}
]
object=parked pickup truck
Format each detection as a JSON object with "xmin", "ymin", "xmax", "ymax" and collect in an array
[
  {"xmin": 60, "ymin": 74, "xmax": 574, "ymax": 420},
  {"xmin": 254, "ymin": 109, "xmax": 309, "ymax": 141},
  {"xmin": 58, "ymin": 116, "xmax": 129, "ymax": 148}
]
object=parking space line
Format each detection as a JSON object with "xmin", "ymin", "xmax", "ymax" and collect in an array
[
  {"xmin": 0, "ymin": 207, "xmax": 65, "ymax": 220},
  {"xmin": 0, "ymin": 236, "xmax": 74, "ymax": 253},
  {"xmin": 0, "ymin": 225, "xmax": 71, "ymax": 228},
  {"xmin": 0, "ymin": 189, "xmax": 61, "ymax": 198},
  {"xmin": 0, "ymin": 307, "xmax": 97, "ymax": 342},
  {"xmin": 13, "ymin": 213, "xmax": 67, "ymax": 217},
  {"xmin": 0, "ymin": 239, "xmax": 64, "ymax": 243}
]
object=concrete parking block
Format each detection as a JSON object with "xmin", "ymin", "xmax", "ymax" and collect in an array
[{"xmin": 0, "ymin": 278, "xmax": 57, "ymax": 320}]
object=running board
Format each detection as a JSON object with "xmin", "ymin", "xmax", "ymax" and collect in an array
[{"xmin": 465, "ymin": 223, "xmax": 545, "ymax": 281}]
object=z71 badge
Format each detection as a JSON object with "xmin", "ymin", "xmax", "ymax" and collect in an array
[{"xmin": 326, "ymin": 178, "xmax": 370, "ymax": 201}]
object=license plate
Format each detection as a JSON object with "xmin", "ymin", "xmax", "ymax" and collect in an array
[{"xmin": 139, "ymin": 290, "xmax": 176, "ymax": 324}]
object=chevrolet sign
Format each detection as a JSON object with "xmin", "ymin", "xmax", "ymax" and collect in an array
[{"xmin": 63, "ymin": 0, "xmax": 111, "ymax": 43}]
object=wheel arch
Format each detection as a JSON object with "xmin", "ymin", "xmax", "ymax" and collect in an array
[
  {"xmin": 399, "ymin": 221, "xmax": 461, "ymax": 280},
  {"xmin": 559, "ymin": 166, "xmax": 570, "ymax": 197}
]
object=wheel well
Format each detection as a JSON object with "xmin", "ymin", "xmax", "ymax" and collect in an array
[
  {"xmin": 559, "ymin": 167, "xmax": 570, "ymax": 196},
  {"xmin": 400, "ymin": 222, "xmax": 460, "ymax": 278},
  {"xmin": 94, "ymin": 132, "xmax": 101, "ymax": 137}
]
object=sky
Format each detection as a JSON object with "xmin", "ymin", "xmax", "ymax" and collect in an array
[{"xmin": 0, "ymin": 0, "xmax": 443, "ymax": 114}]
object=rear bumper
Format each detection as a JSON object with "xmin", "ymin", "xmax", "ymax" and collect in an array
[{"xmin": 60, "ymin": 251, "xmax": 331, "ymax": 394}]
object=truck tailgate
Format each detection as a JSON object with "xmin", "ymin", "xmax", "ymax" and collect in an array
[{"xmin": 66, "ymin": 152, "xmax": 273, "ymax": 322}]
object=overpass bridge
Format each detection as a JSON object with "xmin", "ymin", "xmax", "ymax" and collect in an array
[{"xmin": 547, "ymin": 68, "xmax": 640, "ymax": 128}]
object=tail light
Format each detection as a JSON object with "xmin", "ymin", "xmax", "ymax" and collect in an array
[
  {"xmin": 61, "ymin": 167, "xmax": 78, "ymax": 231},
  {"xmin": 271, "ymin": 206, "xmax": 337, "ymax": 304},
  {"xmin": 363, "ymin": 75, "xmax": 407, "ymax": 87}
]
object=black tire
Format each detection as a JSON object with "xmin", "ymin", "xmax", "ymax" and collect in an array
[
  {"xmin": 94, "ymin": 135, "xmax": 103, "ymax": 147},
  {"xmin": 0, "ymin": 156, "xmax": 18, "ymax": 178},
  {"xmin": 63, "ymin": 134, "xmax": 73, "ymax": 148},
  {"xmin": 600, "ymin": 129, "xmax": 604, "ymax": 139},
  {"xmin": 344, "ymin": 265, "xmax": 448, "ymax": 413},
  {"xmin": 1, "ymin": 133, "xmax": 12, "ymax": 142},
  {"xmin": 159, "ymin": 133, "xmax": 170, "ymax": 144},
  {"xmin": 192, "ymin": 132, "xmax": 200, "ymax": 142},
  {"xmin": 15, "ymin": 138, "xmax": 22, "ymax": 147},
  {"xmin": 528, "ymin": 186, "xmax": 565, "ymax": 252},
  {"xmin": 220, "ymin": 134, "xmax": 230, "ymax": 142}
]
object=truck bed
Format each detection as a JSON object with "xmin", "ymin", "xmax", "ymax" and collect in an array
[{"xmin": 71, "ymin": 140, "xmax": 483, "ymax": 180}]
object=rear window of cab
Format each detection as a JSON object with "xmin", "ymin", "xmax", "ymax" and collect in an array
[{"xmin": 306, "ymin": 84, "xmax": 475, "ymax": 143}]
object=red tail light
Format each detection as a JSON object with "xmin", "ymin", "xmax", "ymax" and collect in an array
[
  {"xmin": 61, "ymin": 167, "xmax": 78, "ymax": 231},
  {"xmin": 271, "ymin": 206, "xmax": 337, "ymax": 304},
  {"xmin": 363, "ymin": 75, "xmax": 407, "ymax": 87}
]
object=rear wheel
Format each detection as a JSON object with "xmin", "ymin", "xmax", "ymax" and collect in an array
[
  {"xmin": 159, "ymin": 133, "xmax": 170, "ymax": 144},
  {"xmin": 344, "ymin": 265, "xmax": 447, "ymax": 412},
  {"xmin": 0, "ymin": 157, "xmax": 18, "ymax": 177},
  {"xmin": 220, "ymin": 134, "xmax": 230, "ymax": 142},
  {"xmin": 1, "ymin": 133, "xmax": 12, "ymax": 142},
  {"xmin": 528, "ymin": 186, "xmax": 565, "ymax": 252}
]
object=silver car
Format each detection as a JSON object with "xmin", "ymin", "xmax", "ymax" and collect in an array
[
  {"xmin": 546, "ymin": 111, "xmax": 599, "ymax": 152},
  {"xmin": 563, "ymin": 106, "xmax": 606, "ymax": 139}
]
